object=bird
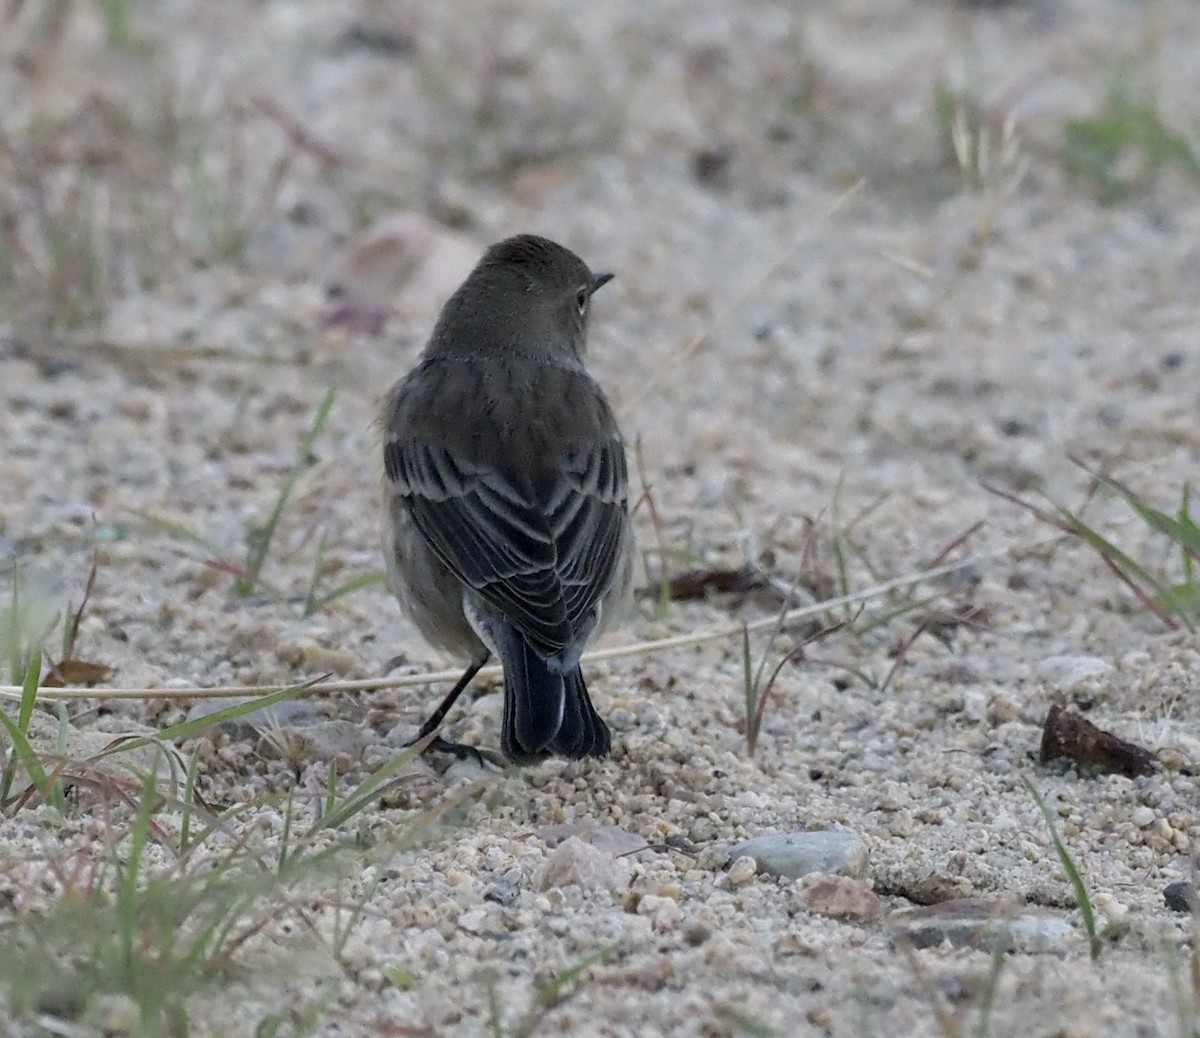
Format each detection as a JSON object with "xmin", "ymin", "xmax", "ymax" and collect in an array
[{"xmin": 381, "ymin": 234, "xmax": 632, "ymax": 761}]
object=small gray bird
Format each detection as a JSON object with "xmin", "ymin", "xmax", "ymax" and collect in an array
[{"xmin": 382, "ymin": 234, "xmax": 632, "ymax": 761}]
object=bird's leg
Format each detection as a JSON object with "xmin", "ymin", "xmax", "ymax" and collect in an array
[{"xmin": 407, "ymin": 654, "xmax": 491, "ymax": 759}]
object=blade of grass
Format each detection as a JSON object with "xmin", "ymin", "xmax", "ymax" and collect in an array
[
  {"xmin": 60, "ymin": 545, "xmax": 99, "ymax": 662},
  {"xmin": 511, "ymin": 945, "xmax": 616, "ymax": 1038},
  {"xmin": 135, "ymin": 509, "xmax": 235, "ymax": 564},
  {"xmin": 0, "ymin": 650, "xmax": 58, "ymax": 809},
  {"xmin": 179, "ymin": 747, "xmax": 202, "ymax": 854},
  {"xmin": 487, "ymin": 984, "xmax": 505, "ymax": 1038},
  {"xmin": 302, "ymin": 530, "xmax": 331, "ymax": 618},
  {"xmin": 116, "ymin": 769, "xmax": 159, "ymax": 976},
  {"xmin": 1079, "ymin": 465, "xmax": 1200, "ymax": 558},
  {"xmin": 239, "ymin": 387, "xmax": 336, "ymax": 596},
  {"xmin": 741, "ymin": 624, "xmax": 755, "ymax": 753},
  {"xmin": 306, "ymin": 737, "xmax": 430, "ymax": 835},
  {"xmin": 1023, "ymin": 775, "xmax": 1101, "ymax": 960},
  {"xmin": 1056, "ymin": 503, "xmax": 1192, "ymax": 629},
  {"xmin": 92, "ymin": 676, "xmax": 324, "ymax": 762},
  {"xmin": 715, "ymin": 1007, "xmax": 776, "ymax": 1038},
  {"xmin": 304, "ymin": 569, "xmax": 387, "ymax": 618},
  {"xmin": 987, "ymin": 479, "xmax": 1194, "ymax": 629}
]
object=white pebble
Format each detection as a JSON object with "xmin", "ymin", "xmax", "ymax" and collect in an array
[{"xmin": 727, "ymin": 856, "xmax": 758, "ymax": 887}]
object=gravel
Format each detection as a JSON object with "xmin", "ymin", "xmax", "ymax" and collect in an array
[{"xmin": 2, "ymin": 1, "xmax": 1199, "ymax": 1035}]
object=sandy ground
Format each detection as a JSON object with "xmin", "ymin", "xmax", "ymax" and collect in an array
[{"xmin": 2, "ymin": 1, "xmax": 1200, "ymax": 1035}]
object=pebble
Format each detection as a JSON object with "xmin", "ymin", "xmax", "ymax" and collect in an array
[
  {"xmin": 728, "ymin": 830, "xmax": 869, "ymax": 880},
  {"xmin": 483, "ymin": 881, "xmax": 520, "ymax": 906},
  {"xmin": 1131, "ymin": 806, "xmax": 1156, "ymax": 829},
  {"xmin": 986, "ymin": 693, "xmax": 1023, "ymax": 726},
  {"xmin": 636, "ymin": 894, "xmax": 682, "ymax": 931},
  {"xmin": 1036, "ymin": 655, "xmax": 1113, "ymax": 690},
  {"xmin": 799, "ymin": 874, "xmax": 883, "ymax": 923},
  {"xmin": 726, "ymin": 856, "xmax": 758, "ymax": 887},
  {"xmin": 1163, "ymin": 882, "xmax": 1199, "ymax": 914},
  {"xmin": 538, "ymin": 836, "xmax": 632, "ymax": 893},
  {"xmin": 1090, "ymin": 891, "xmax": 1128, "ymax": 923},
  {"xmin": 891, "ymin": 899, "xmax": 1074, "ymax": 953},
  {"xmin": 538, "ymin": 823, "xmax": 649, "ymax": 856}
]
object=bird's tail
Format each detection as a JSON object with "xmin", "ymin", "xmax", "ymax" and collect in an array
[{"xmin": 495, "ymin": 624, "xmax": 611, "ymax": 761}]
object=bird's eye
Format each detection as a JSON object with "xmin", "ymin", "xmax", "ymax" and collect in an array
[{"xmin": 575, "ymin": 286, "xmax": 589, "ymax": 315}]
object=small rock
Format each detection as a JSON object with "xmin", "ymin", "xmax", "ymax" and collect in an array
[
  {"xmin": 1039, "ymin": 705, "xmax": 1157, "ymax": 777},
  {"xmin": 729, "ymin": 830, "xmax": 868, "ymax": 880},
  {"xmin": 457, "ymin": 908, "xmax": 490, "ymax": 934},
  {"xmin": 538, "ymin": 823, "xmax": 649, "ymax": 857},
  {"xmin": 1132, "ymin": 806, "xmax": 1156, "ymax": 829},
  {"xmin": 1036, "ymin": 655, "xmax": 1112, "ymax": 690},
  {"xmin": 539, "ymin": 836, "xmax": 632, "ymax": 893},
  {"xmin": 799, "ymin": 874, "xmax": 883, "ymax": 923},
  {"xmin": 1164, "ymin": 882, "xmax": 1199, "ymax": 914},
  {"xmin": 484, "ymin": 881, "xmax": 520, "ymax": 906},
  {"xmin": 295, "ymin": 643, "xmax": 360, "ymax": 676},
  {"xmin": 986, "ymin": 693, "xmax": 1022, "ymax": 725},
  {"xmin": 891, "ymin": 898, "xmax": 1074, "ymax": 953},
  {"xmin": 726, "ymin": 856, "xmax": 758, "ymax": 887},
  {"xmin": 636, "ymin": 894, "xmax": 682, "ymax": 931},
  {"xmin": 1091, "ymin": 891, "xmax": 1128, "ymax": 923},
  {"xmin": 696, "ymin": 843, "xmax": 733, "ymax": 872}
]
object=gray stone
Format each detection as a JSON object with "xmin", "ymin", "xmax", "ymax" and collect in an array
[
  {"xmin": 484, "ymin": 881, "xmax": 520, "ymax": 906},
  {"xmin": 728, "ymin": 829, "xmax": 868, "ymax": 880},
  {"xmin": 1036, "ymin": 655, "xmax": 1113, "ymax": 691},
  {"xmin": 1164, "ymin": 882, "xmax": 1199, "ymax": 914},
  {"xmin": 538, "ymin": 823, "xmax": 649, "ymax": 857},
  {"xmin": 891, "ymin": 898, "xmax": 1074, "ymax": 953},
  {"xmin": 538, "ymin": 836, "xmax": 633, "ymax": 893},
  {"xmin": 799, "ymin": 873, "xmax": 883, "ymax": 923}
]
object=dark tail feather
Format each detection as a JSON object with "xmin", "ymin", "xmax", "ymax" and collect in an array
[
  {"xmin": 547, "ymin": 666, "xmax": 611, "ymax": 758},
  {"xmin": 496, "ymin": 625, "xmax": 611, "ymax": 761}
]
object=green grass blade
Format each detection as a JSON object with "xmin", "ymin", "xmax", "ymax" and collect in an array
[
  {"xmin": 307, "ymin": 740, "xmax": 427, "ymax": 835},
  {"xmin": 0, "ymin": 650, "xmax": 55, "ymax": 808},
  {"xmin": 15, "ymin": 645, "xmax": 40, "ymax": 733},
  {"xmin": 1024, "ymin": 776, "xmax": 1100, "ymax": 960},
  {"xmin": 513, "ymin": 945, "xmax": 616, "ymax": 1038},
  {"xmin": 302, "ymin": 530, "xmax": 331, "ymax": 618},
  {"xmin": 91, "ymin": 677, "xmax": 321, "ymax": 761},
  {"xmin": 1053, "ymin": 502, "xmax": 1195, "ymax": 630},
  {"xmin": 304, "ymin": 570, "xmax": 387, "ymax": 617},
  {"xmin": 740, "ymin": 624, "xmax": 755, "ymax": 753},
  {"xmin": 1091, "ymin": 472, "xmax": 1200, "ymax": 557},
  {"xmin": 0, "ymin": 714, "xmax": 52, "ymax": 809},
  {"xmin": 242, "ymin": 387, "xmax": 336, "ymax": 595},
  {"xmin": 135, "ymin": 510, "xmax": 232, "ymax": 563}
]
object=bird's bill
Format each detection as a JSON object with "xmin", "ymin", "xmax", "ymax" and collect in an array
[{"xmin": 591, "ymin": 272, "xmax": 615, "ymax": 293}]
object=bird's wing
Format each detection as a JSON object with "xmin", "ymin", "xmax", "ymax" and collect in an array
[
  {"xmin": 546, "ymin": 437, "xmax": 628, "ymax": 632},
  {"xmin": 386, "ymin": 436, "xmax": 627, "ymax": 657}
]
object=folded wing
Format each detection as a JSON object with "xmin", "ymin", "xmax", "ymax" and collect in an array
[{"xmin": 385, "ymin": 436, "xmax": 627, "ymax": 659}]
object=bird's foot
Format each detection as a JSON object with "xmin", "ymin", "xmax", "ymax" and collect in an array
[{"xmin": 406, "ymin": 732, "xmax": 505, "ymax": 768}]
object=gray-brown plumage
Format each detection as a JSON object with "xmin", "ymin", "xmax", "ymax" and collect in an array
[{"xmin": 382, "ymin": 234, "xmax": 632, "ymax": 760}]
